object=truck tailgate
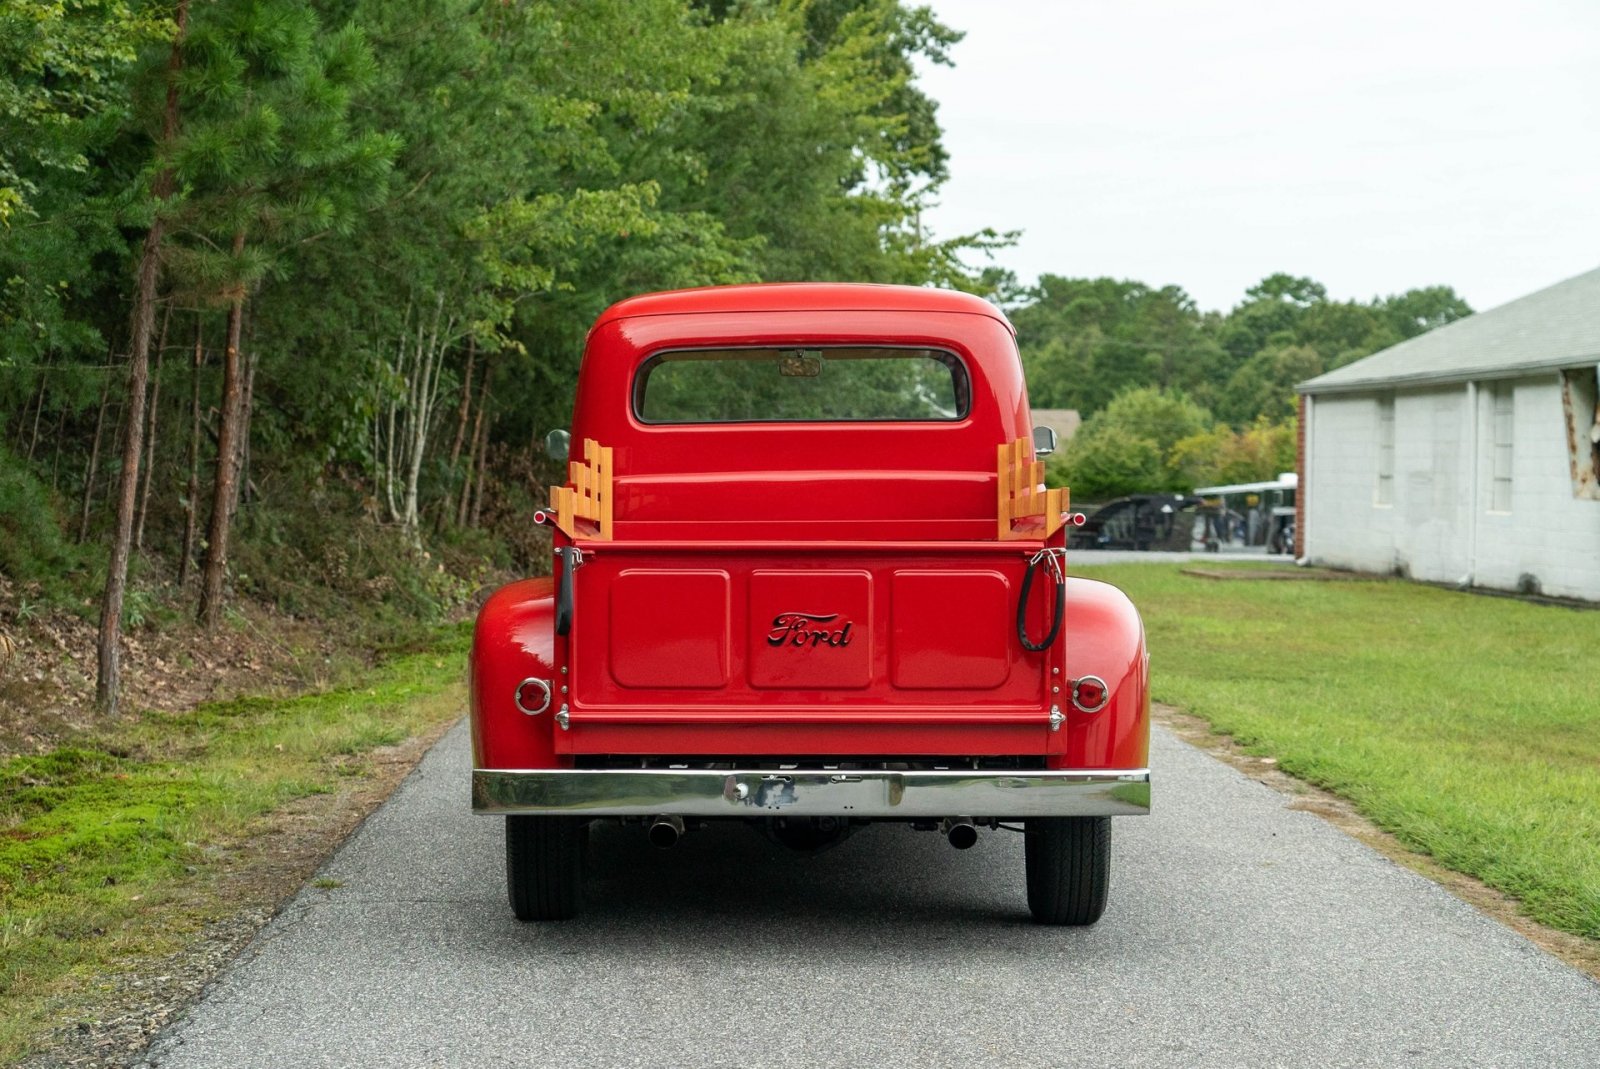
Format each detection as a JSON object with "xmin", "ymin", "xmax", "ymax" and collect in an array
[{"xmin": 560, "ymin": 540, "xmax": 1061, "ymax": 756}]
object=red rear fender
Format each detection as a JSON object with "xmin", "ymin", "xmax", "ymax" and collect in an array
[
  {"xmin": 1057, "ymin": 577, "xmax": 1149, "ymax": 770},
  {"xmin": 471, "ymin": 578, "xmax": 562, "ymax": 770}
]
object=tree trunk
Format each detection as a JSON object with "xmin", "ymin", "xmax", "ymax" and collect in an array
[
  {"xmin": 103, "ymin": 383, "xmax": 128, "ymax": 517},
  {"xmin": 96, "ymin": 0, "xmax": 189, "ymax": 714},
  {"xmin": 470, "ymin": 410, "xmax": 491, "ymax": 528},
  {"xmin": 381, "ymin": 316, "xmax": 408, "ymax": 525},
  {"xmin": 23, "ymin": 362, "xmax": 48, "ymax": 461},
  {"xmin": 198, "ymin": 229, "xmax": 247, "ymax": 633},
  {"xmin": 233, "ymin": 342, "xmax": 257, "ymax": 516},
  {"xmin": 375, "ymin": 296, "xmax": 455, "ymax": 544},
  {"xmin": 459, "ymin": 355, "xmax": 492, "ymax": 527},
  {"xmin": 400, "ymin": 296, "xmax": 446, "ymax": 538},
  {"xmin": 456, "ymin": 406, "xmax": 478, "ymax": 528},
  {"xmin": 179, "ymin": 318, "xmax": 204, "ymax": 588},
  {"xmin": 50, "ymin": 406, "xmax": 67, "ymax": 490},
  {"xmin": 449, "ymin": 335, "xmax": 475, "ymax": 466},
  {"xmin": 135, "ymin": 304, "xmax": 171, "ymax": 550},
  {"xmin": 78, "ymin": 367, "xmax": 113, "ymax": 543}
]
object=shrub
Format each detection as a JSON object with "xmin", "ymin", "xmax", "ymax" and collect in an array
[{"xmin": 0, "ymin": 445, "xmax": 93, "ymax": 601}]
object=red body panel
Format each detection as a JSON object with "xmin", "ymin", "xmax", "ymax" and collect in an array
[
  {"xmin": 471, "ymin": 578, "xmax": 564, "ymax": 772},
  {"xmin": 468, "ymin": 284, "xmax": 1149, "ymax": 775}
]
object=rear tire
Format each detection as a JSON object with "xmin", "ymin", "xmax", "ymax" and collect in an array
[
  {"xmin": 506, "ymin": 815, "xmax": 586, "ymax": 921},
  {"xmin": 1025, "ymin": 816, "xmax": 1110, "ymax": 925}
]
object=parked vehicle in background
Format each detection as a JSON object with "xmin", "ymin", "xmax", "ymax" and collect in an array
[
  {"xmin": 1068, "ymin": 493, "xmax": 1203, "ymax": 552},
  {"xmin": 470, "ymin": 284, "xmax": 1150, "ymax": 925},
  {"xmin": 1193, "ymin": 474, "xmax": 1298, "ymax": 554}
]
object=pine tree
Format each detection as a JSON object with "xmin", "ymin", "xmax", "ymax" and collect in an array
[
  {"xmin": 148, "ymin": 0, "xmax": 397, "ymax": 632},
  {"xmin": 97, "ymin": 1, "xmax": 191, "ymax": 715},
  {"xmin": 94, "ymin": 0, "xmax": 397, "ymax": 712}
]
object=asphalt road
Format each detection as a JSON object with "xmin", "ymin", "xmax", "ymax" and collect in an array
[{"xmin": 138, "ymin": 722, "xmax": 1600, "ymax": 1069}]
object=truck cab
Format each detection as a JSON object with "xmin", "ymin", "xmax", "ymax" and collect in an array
[{"xmin": 470, "ymin": 283, "xmax": 1150, "ymax": 924}]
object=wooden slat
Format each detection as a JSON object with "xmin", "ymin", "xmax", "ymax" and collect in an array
[
  {"xmin": 553, "ymin": 485, "xmax": 572, "ymax": 534},
  {"xmin": 597, "ymin": 443, "xmax": 613, "ymax": 539},
  {"xmin": 998, "ymin": 436, "xmax": 1070, "ymax": 540},
  {"xmin": 996, "ymin": 442, "xmax": 1012, "ymax": 540}
]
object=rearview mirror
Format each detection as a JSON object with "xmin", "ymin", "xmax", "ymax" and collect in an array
[
  {"xmin": 778, "ymin": 350, "xmax": 824, "ymax": 377},
  {"xmin": 1032, "ymin": 425, "xmax": 1058, "ymax": 458},
  {"xmin": 544, "ymin": 428, "xmax": 570, "ymax": 463}
]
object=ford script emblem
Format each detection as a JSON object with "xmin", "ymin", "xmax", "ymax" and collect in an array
[{"xmin": 767, "ymin": 612, "xmax": 855, "ymax": 649}]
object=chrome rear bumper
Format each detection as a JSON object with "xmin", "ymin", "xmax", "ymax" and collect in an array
[{"xmin": 472, "ymin": 767, "xmax": 1150, "ymax": 818}]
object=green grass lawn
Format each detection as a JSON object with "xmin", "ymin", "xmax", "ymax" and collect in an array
[
  {"xmin": 1075, "ymin": 563, "xmax": 1600, "ymax": 943},
  {"xmin": 0, "ymin": 626, "xmax": 469, "ymax": 1062}
]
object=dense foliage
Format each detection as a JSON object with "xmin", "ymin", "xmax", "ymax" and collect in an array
[
  {"xmin": 0, "ymin": 0, "xmax": 1472, "ymax": 709},
  {"xmin": 0, "ymin": 0, "xmax": 1002, "ymax": 709},
  {"xmin": 1010, "ymin": 272, "xmax": 1471, "ymax": 496}
]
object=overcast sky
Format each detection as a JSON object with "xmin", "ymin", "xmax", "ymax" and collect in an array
[{"xmin": 917, "ymin": 1, "xmax": 1600, "ymax": 314}]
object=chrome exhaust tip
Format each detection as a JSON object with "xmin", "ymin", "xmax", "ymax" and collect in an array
[
  {"xmin": 941, "ymin": 817, "xmax": 978, "ymax": 850},
  {"xmin": 648, "ymin": 815, "xmax": 685, "ymax": 849}
]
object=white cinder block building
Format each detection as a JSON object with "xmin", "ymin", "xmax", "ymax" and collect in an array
[{"xmin": 1296, "ymin": 267, "xmax": 1600, "ymax": 601}]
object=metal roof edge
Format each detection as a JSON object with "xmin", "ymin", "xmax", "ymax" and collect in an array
[
  {"xmin": 1194, "ymin": 475, "xmax": 1298, "ymax": 495},
  {"xmin": 1296, "ymin": 354, "xmax": 1600, "ymax": 395}
]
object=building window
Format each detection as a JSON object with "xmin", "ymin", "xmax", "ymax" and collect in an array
[
  {"xmin": 1561, "ymin": 367, "xmax": 1600, "ymax": 501},
  {"xmin": 1375, "ymin": 395, "xmax": 1394, "ymax": 505},
  {"xmin": 1489, "ymin": 382, "xmax": 1514, "ymax": 512}
]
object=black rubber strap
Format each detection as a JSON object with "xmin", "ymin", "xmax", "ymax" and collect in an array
[
  {"xmin": 1017, "ymin": 553, "xmax": 1065, "ymax": 652},
  {"xmin": 555, "ymin": 547, "xmax": 579, "ymax": 636}
]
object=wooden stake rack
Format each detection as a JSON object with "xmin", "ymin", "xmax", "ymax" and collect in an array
[
  {"xmin": 546, "ymin": 435, "xmax": 1067, "ymax": 543},
  {"xmin": 549, "ymin": 437, "xmax": 613, "ymax": 540},
  {"xmin": 997, "ymin": 438, "xmax": 1069, "ymax": 540}
]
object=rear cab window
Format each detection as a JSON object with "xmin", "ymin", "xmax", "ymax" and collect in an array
[{"xmin": 634, "ymin": 346, "xmax": 971, "ymax": 424}]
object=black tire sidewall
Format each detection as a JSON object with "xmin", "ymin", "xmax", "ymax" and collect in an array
[
  {"xmin": 506, "ymin": 814, "xmax": 586, "ymax": 921},
  {"xmin": 1024, "ymin": 815, "xmax": 1111, "ymax": 926}
]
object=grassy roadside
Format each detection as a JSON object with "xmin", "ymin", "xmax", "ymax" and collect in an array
[
  {"xmin": 0, "ymin": 625, "xmax": 470, "ymax": 1064},
  {"xmin": 1074, "ymin": 563, "xmax": 1600, "ymax": 944}
]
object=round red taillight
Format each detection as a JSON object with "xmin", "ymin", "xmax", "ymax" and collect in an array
[
  {"xmin": 515, "ymin": 677, "xmax": 552, "ymax": 716},
  {"xmin": 1071, "ymin": 675, "xmax": 1109, "ymax": 713}
]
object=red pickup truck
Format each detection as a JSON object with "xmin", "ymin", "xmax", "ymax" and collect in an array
[{"xmin": 470, "ymin": 284, "xmax": 1150, "ymax": 925}]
